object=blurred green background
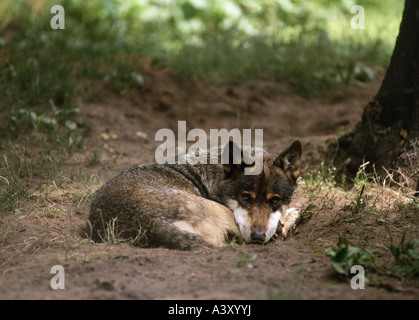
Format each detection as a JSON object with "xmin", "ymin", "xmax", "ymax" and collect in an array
[{"xmin": 0, "ymin": 0, "xmax": 403, "ymax": 129}]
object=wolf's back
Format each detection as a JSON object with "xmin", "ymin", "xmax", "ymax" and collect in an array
[{"xmin": 88, "ymin": 164, "xmax": 239, "ymax": 250}]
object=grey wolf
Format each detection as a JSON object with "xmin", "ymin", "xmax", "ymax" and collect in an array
[{"xmin": 88, "ymin": 140, "xmax": 302, "ymax": 250}]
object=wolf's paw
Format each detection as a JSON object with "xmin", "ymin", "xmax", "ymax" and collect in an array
[{"xmin": 279, "ymin": 207, "xmax": 300, "ymax": 238}]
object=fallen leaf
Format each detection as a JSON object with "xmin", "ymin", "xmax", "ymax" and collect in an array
[
  {"xmin": 136, "ymin": 131, "xmax": 148, "ymax": 139},
  {"xmin": 100, "ymin": 133, "xmax": 110, "ymax": 141},
  {"xmin": 103, "ymin": 143, "xmax": 115, "ymax": 153}
]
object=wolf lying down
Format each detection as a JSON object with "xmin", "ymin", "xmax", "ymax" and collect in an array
[{"xmin": 88, "ymin": 140, "xmax": 302, "ymax": 250}]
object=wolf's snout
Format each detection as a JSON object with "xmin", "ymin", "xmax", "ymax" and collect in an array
[{"xmin": 250, "ymin": 231, "xmax": 266, "ymax": 242}]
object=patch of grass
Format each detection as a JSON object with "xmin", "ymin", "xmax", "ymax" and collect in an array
[
  {"xmin": 0, "ymin": 127, "xmax": 88, "ymax": 215},
  {"xmin": 139, "ymin": 0, "xmax": 402, "ymax": 98},
  {"xmin": 342, "ymin": 184, "xmax": 371, "ymax": 215},
  {"xmin": 1, "ymin": 8, "xmax": 78, "ymax": 116},
  {"xmin": 86, "ymin": 216, "xmax": 148, "ymax": 247},
  {"xmin": 338, "ymin": 162, "xmax": 380, "ymax": 215},
  {"xmin": 73, "ymin": 187, "xmax": 95, "ymax": 207},
  {"xmin": 0, "ymin": 0, "xmax": 143, "ymax": 139},
  {"xmin": 69, "ymin": 174, "xmax": 102, "ymax": 207},
  {"xmin": 0, "ymin": 1, "xmax": 136, "ymax": 213},
  {"xmin": 0, "ymin": 152, "xmax": 32, "ymax": 212},
  {"xmin": 42, "ymin": 204, "xmax": 71, "ymax": 219},
  {"xmin": 2, "ymin": 0, "xmax": 402, "ymax": 108},
  {"xmin": 6, "ymin": 104, "xmax": 85, "ymax": 148},
  {"xmin": 103, "ymin": 62, "xmax": 145, "ymax": 93},
  {"xmin": 227, "ymin": 234, "xmax": 244, "ymax": 247},
  {"xmin": 96, "ymin": 217, "xmax": 123, "ymax": 246},
  {"xmin": 0, "ymin": 119, "xmax": 88, "ymax": 214},
  {"xmin": 301, "ymin": 161, "xmax": 337, "ymax": 193},
  {"xmin": 107, "ymin": 254, "xmax": 130, "ymax": 262},
  {"xmin": 0, "ymin": 141, "xmax": 62, "ymax": 213},
  {"xmin": 88, "ymin": 149, "xmax": 101, "ymax": 166},
  {"xmin": 298, "ymin": 203, "xmax": 316, "ymax": 224},
  {"xmin": 236, "ymin": 252, "xmax": 257, "ymax": 269},
  {"xmin": 353, "ymin": 161, "xmax": 380, "ymax": 188},
  {"xmin": 393, "ymin": 200, "xmax": 419, "ymax": 224},
  {"xmin": 163, "ymin": 29, "xmax": 388, "ymax": 98}
]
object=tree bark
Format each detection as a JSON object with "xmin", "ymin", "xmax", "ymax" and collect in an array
[{"xmin": 338, "ymin": 0, "xmax": 419, "ymax": 192}]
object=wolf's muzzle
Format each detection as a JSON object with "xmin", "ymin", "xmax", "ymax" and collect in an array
[{"xmin": 250, "ymin": 231, "xmax": 266, "ymax": 242}]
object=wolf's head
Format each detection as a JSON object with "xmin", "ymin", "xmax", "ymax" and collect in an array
[{"xmin": 212, "ymin": 140, "xmax": 302, "ymax": 243}]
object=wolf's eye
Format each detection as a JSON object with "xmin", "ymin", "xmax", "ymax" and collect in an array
[
  {"xmin": 241, "ymin": 192, "xmax": 251, "ymax": 201},
  {"xmin": 270, "ymin": 196, "xmax": 280, "ymax": 205}
]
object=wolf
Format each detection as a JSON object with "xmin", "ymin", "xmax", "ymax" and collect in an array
[{"xmin": 88, "ymin": 140, "xmax": 302, "ymax": 250}]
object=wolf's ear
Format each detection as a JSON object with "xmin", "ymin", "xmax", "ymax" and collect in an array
[
  {"xmin": 274, "ymin": 140, "xmax": 302, "ymax": 181},
  {"xmin": 221, "ymin": 140, "xmax": 246, "ymax": 179}
]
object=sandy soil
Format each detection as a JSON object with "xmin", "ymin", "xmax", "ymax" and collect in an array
[{"xmin": 0, "ymin": 65, "xmax": 418, "ymax": 300}]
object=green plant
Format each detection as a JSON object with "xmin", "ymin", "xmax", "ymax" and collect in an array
[
  {"xmin": 104, "ymin": 62, "xmax": 144, "ymax": 93},
  {"xmin": 0, "ymin": 137, "xmax": 82, "ymax": 214},
  {"xmin": 325, "ymin": 235, "xmax": 375, "ymax": 279},
  {"xmin": 236, "ymin": 252, "xmax": 257, "ymax": 269},
  {"xmin": 301, "ymin": 161, "xmax": 337, "ymax": 191},
  {"xmin": 10, "ymin": 109, "xmax": 57, "ymax": 132},
  {"xmin": 389, "ymin": 235, "xmax": 419, "ymax": 279},
  {"xmin": 227, "ymin": 234, "xmax": 243, "ymax": 247},
  {"xmin": 88, "ymin": 149, "xmax": 102, "ymax": 166},
  {"xmin": 0, "ymin": 0, "xmax": 138, "ymax": 141},
  {"xmin": 298, "ymin": 203, "xmax": 316, "ymax": 224},
  {"xmin": 342, "ymin": 184, "xmax": 371, "ymax": 214},
  {"xmin": 393, "ymin": 200, "xmax": 419, "ymax": 224},
  {"xmin": 353, "ymin": 161, "xmax": 380, "ymax": 188},
  {"xmin": 0, "ymin": 153, "xmax": 32, "ymax": 212},
  {"xmin": 0, "ymin": 0, "xmax": 403, "ymax": 116}
]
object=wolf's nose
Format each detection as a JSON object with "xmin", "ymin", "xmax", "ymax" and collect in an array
[{"xmin": 250, "ymin": 231, "xmax": 266, "ymax": 242}]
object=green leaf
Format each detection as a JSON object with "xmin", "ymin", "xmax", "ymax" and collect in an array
[
  {"xmin": 346, "ymin": 246, "xmax": 362, "ymax": 257},
  {"xmin": 181, "ymin": 2, "xmax": 199, "ymax": 20},
  {"xmin": 331, "ymin": 261, "xmax": 348, "ymax": 275},
  {"xmin": 333, "ymin": 246, "xmax": 349, "ymax": 262},
  {"xmin": 65, "ymin": 120, "xmax": 77, "ymax": 131}
]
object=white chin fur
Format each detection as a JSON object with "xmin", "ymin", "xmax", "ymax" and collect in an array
[
  {"xmin": 226, "ymin": 200, "xmax": 251, "ymax": 241},
  {"xmin": 265, "ymin": 210, "xmax": 282, "ymax": 242}
]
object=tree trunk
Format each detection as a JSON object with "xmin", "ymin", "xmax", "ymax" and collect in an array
[{"xmin": 338, "ymin": 0, "xmax": 419, "ymax": 193}]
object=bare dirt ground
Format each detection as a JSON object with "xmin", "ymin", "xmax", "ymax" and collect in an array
[{"xmin": 0, "ymin": 64, "xmax": 418, "ymax": 300}]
